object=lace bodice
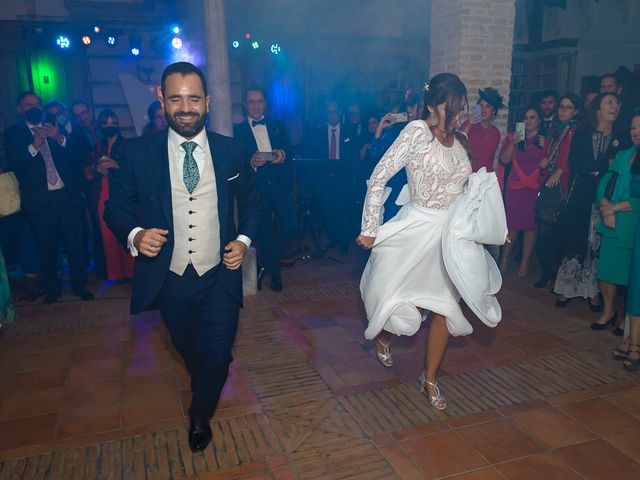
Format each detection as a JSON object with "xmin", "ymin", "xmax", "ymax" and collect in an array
[{"xmin": 361, "ymin": 120, "xmax": 472, "ymax": 236}]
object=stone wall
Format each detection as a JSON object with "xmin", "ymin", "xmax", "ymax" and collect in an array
[{"xmin": 430, "ymin": 0, "xmax": 516, "ymax": 133}]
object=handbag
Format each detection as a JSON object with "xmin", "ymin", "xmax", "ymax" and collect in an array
[
  {"xmin": 535, "ymin": 126, "xmax": 572, "ymax": 223},
  {"xmin": 0, "ymin": 171, "xmax": 20, "ymax": 217},
  {"xmin": 535, "ymin": 183, "xmax": 566, "ymax": 223}
]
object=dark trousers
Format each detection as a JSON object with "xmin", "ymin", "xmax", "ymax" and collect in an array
[
  {"xmin": 256, "ymin": 182, "xmax": 299, "ymax": 275},
  {"xmin": 26, "ymin": 189, "xmax": 87, "ymax": 296},
  {"xmin": 536, "ymin": 220, "xmax": 561, "ymax": 281},
  {"xmin": 86, "ymin": 199, "xmax": 107, "ymax": 279},
  {"xmin": 315, "ymin": 164, "xmax": 348, "ymax": 249},
  {"xmin": 157, "ymin": 264, "xmax": 239, "ymax": 418}
]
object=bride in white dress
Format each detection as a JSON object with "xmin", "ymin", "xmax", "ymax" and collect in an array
[{"xmin": 356, "ymin": 73, "xmax": 474, "ymax": 410}]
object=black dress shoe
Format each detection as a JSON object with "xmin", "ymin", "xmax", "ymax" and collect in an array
[
  {"xmin": 188, "ymin": 415, "xmax": 212, "ymax": 453},
  {"xmin": 591, "ymin": 312, "xmax": 617, "ymax": 331},
  {"xmin": 555, "ymin": 297, "xmax": 570, "ymax": 308},
  {"xmin": 270, "ymin": 275, "xmax": 283, "ymax": 292},
  {"xmin": 75, "ymin": 290, "xmax": 95, "ymax": 301}
]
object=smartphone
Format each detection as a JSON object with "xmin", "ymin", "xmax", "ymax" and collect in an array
[
  {"xmin": 258, "ymin": 151, "xmax": 276, "ymax": 162},
  {"xmin": 515, "ymin": 122, "xmax": 525, "ymax": 141},
  {"xmin": 473, "ymin": 104, "xmax": 481, "ymax": 122},
  {"xmin": 389, "ymin": 113, "xmax": 408, "ymax": 123},
  {"xmin": 44, "ymin": 112, "xmax": 57, "ymax": 125}
]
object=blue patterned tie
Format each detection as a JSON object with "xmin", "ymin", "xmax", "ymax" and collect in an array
[{"xmin": 181, "ymin": 141, "xmax": 199, "ymax": 193}]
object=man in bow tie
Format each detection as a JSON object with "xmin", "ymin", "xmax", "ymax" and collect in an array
[
  {"xmin": 104, "ymin": 62, "xmax": 259, "ymax": 453},
  {"xmin": 234, "ymin": 86, "xmax": 298, "ymax": 292}
]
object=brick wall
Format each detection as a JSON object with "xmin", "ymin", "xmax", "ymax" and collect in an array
[{"xmin": 430, "ymin": 0, "xmax": 516, "ymax": 134}]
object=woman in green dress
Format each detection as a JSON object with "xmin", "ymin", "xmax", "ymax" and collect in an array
[
  {"xmin": 611, "ymin": 111, "xmax": 640, "ymax": 369},
  {"xmin": 593, "ymin": 112, "xmax": 640, "ymax": 332},
  {"xmin": 0, "ymin": 244, "xmax": 16, "ymax": 330}
]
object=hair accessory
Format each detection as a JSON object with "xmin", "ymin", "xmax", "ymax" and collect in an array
[
  {"xmin": 423, "ymin": 82, "xmax": 430, "ymax": 93},
  {"xmin": 478, "ymin": 87, "xmax": 505, "ymax": 111}
]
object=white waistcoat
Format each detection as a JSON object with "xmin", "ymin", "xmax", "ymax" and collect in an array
[{"xmin": 168, "ymin": 148, "xmax": 221, "ymax": 276}]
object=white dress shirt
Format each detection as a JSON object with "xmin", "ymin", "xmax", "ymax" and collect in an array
[
  {"xmin": 248, "ymin": 116, "xmax": 272, "ymax": 152},
  {"xmin": 327, "ymin": 123, "xmax": 340, "ymax": 159},
  {"xmin": 127, "ymin": 128, "xmax": 251, "ymax": 256},
  {"xmin": 27, "ymin": 123, "xmax": 65, "ymax": 191}
]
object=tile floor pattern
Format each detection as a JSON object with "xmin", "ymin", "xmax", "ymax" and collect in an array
[{"xmin": 1, "ymin": 255, "xmax": 640, "ymax": 479}]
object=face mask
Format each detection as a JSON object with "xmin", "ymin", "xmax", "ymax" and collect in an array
[
  {"xmin": 24, "ymin": 107, "xmax": 43, "ymax": 124},
  {"xmin": 101, "ymin": 126, "xmax": 119, "ymax": 138}
]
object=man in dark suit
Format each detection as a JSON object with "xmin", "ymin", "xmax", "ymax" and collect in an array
[
  {"xmin": 5, "ymin": 91, "xmax": 93, "ymax": 304},
  {"xmin": 234, "ymin": 86, "xmax": 298, "ymax": 292},
  {"xmin": 306, "ymin": 100, "xmax": 355, "ymax": 253},
  {"xmin": 104, "ymin": 62, "xmax": 259, "ymax": 453}
]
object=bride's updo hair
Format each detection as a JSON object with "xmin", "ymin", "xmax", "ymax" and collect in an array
[{"xmin": 422, "ymin": 72, "xmax": 474, "ymax": 164}]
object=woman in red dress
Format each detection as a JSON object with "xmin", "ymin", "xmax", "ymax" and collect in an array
[{"xmin": 85, "ymin": 110, "xmax": 134, "ymax": 281}]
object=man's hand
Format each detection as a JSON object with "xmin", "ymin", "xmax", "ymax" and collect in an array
[
  {"xmin": 97, "ymin": 156, "xmax": 119, "ymax": 176},
  {"xmin": 134, "ymin": 228, "xmax": 169, "ymax": 257},
  {"xmin": 272, "ymin": 149, "xmax": 286, "ymax": 164},
  {"xmin": 250, "ymin": 151, "xmax": 266, "ymax": 169},
  {"xmin": 42, "ymin": 123, "xmax": 60, "ymax": 140},
  {"xmin": 31, "ymin": 128, "xmax": 47, "ymax": 150},
  {"xmin": 356, "ymin": 235, "xmax": 375, "ymax": 250},
  {"xmin": 223, "ymin": 240, "xmax": 248, "ymax": 270}
]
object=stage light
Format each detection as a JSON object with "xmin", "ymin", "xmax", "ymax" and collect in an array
[
  {"xmin": 82, "ymin": 35, "xmax": 91, "ymax": 46},
  {"xmin": 251, "ymin": 41, "xmax": 259, "ymax": 50},
  {"xmin": 270, "ymin": 43, "xmax": 281, "ymax": 55},
  {"xmin": 106, "ymin": 35, "xmax": 117, "ymax": 47},
  {"xmin": 245, "ymin": 33, "xmax": 251, "ymax": 39},
  {"xmin": 232, "ymin": 40, "xmax": 240, "ymax": 48},
  {"xmin": 131, "ymin": 47, "xmax": 140, "ymax": 56},
  {"xmin": 56, "ymin": 35, "xmax": 70, "ymax": 49},
  {"xmin": 93, "ymin": 26, "xmax": 101, "ymax": 33},
  {"xmin": 171, "ymin": 36, "xmax": 183, "ymax": 49},
  {"xmin": 171, "ymin": 25, "xmax": 181, "ymax": 35}
]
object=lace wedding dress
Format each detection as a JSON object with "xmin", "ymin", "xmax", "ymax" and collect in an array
[{"xmin": 360, "ymin": 120, "xmax": 475, "ymax": 339}]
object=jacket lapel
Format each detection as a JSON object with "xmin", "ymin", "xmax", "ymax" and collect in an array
[
  {"xmin": 150, "ymin": 131, "xmax": 173, "ymax": 230},
  {"xmin": 208, "ymin": 132, "xmax": 228, "ymax": 242}
]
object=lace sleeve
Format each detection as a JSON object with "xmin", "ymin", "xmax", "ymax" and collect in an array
[{"xmin": 360, "ymin": 121, "xmax": 430, "ymax": 236}]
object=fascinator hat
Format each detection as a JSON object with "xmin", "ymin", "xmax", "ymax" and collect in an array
[{"xmin": 478, "ymin": 87, "xmax": 505, "ymax": 111}]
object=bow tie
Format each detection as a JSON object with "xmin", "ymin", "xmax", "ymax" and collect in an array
[{"xmin": 251, "ymin": 119, "xmax": 266, "ymax": 127}]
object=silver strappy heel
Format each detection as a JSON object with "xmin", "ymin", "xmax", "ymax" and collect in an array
[{"xmin": 419, "ymin": 371, "xmax": 447, "ymax": 410}]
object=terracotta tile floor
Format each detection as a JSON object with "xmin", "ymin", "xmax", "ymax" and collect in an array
[{"xmin": 0, "ymin": 251, "xmax": 639, "ymax": 478}]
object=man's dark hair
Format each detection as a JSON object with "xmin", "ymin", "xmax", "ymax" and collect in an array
[
  {"xmin": 539, "ymin": 89, "xmax": 559, "ymax": 101},
  {"xmin": 600, "ymin": 73, "xmax": 619, "ymax": 86},
  {"xmin": 16, "ymin": 91, "xmax": 37, "ymax": 106},
  {"xmin": 70, "ymin": 100, "xmax": 90, "ymax": 111},
  {"xmin": 161, "ymin": 62, "xmax": 207, "ymax": 97},
  {"xmin": 44, "ymin": 100, "xmax": 66, "ymax": 111},
  {"xmin": 243, "ymin": 85, "xmax": 267, "ymax": 102},
  {"xmin": 97, "ymin": 108, "xmax": 118, "ymax": 124}
]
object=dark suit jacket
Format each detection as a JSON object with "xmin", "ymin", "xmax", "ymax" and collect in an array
[
  {"xmin": 233, "ymin": 118, "xmax": 294, "ymax": 186},
  {"xmin": 104, "ymin": 130, "xmax": 260, "ymax": 314},
  {"xmin": 307, "ymin": 124, "xmax": 356, "ymax": 162},
  {"xmin": 5, "ymin": 123, "xmax": 83, "ymax": 213}
]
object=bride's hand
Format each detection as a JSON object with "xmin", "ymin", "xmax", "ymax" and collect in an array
[{"xmin": 356, "ymin": 235, "xmax": 375, "ymax": 250}]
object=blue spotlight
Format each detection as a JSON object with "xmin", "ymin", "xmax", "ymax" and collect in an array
[
  {"xmin": 251, "ymin": 41, "xmax": 260, "ymax": 50},
  {"xmin": 106, "ymin": 35, "xmax": 116, "ymax": 47},
  {"xmin": 232, "ymin": 40, "xmax": 240, "ymax": 49},
  {"xmin": 131, "ymin": 47, "xmax": 140, "ymax": 56},
  {"xmin": 171, "ymin": 25, "xmax": 181, "ymax": 35},
  {"xmin": 171, "ymin": 36, "xmax": 183, "ymax": 49},
  {"xmin": 56, "ymin": 35, "xmax": 70, "ymax": 49}
]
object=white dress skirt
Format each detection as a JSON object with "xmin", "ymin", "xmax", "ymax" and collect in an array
[
  {"xmin": 361, "ymin": 169, "xmax": 507, "ymax": 340},
  {"xmin": 361, "ymin": 202, "xmax": 465, "ymax": 339}
]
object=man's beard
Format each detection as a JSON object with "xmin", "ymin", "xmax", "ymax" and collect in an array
[{"xmin": 166, "ymin": 111, "xmax": 206, "ymax": 138}]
